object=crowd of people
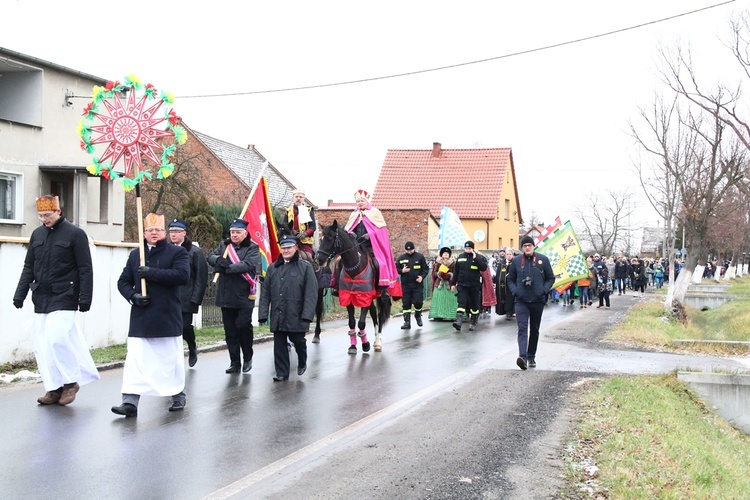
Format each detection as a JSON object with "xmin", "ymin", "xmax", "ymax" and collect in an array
[{"xmin": 15, "ymin": 190, "xmax": 688, "ymax": 415}]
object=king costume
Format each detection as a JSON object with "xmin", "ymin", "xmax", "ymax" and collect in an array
[
  {"xmin": 112, "ymin": 213, "xmax": 190, "ymax": 417},
  {"xmin": 13, "ymin": 195, "xmax": 99, "ymax": 405}
]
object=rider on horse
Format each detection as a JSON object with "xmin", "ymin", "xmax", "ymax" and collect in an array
[
  {"xmin": 343, "ymin": 189, "xmax": 398, "ymax": 290},
  {"xmin": 285, "ymin": 188, "xmax": 316, "ymax": 260}
]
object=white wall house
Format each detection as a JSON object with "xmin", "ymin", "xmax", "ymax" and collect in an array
[{"xmin": 0, "ymin": 47, "xmax": 125, "ymax": 241}]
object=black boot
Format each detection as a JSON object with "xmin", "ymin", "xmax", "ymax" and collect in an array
[
  {"xmin": 469, "ymin": 315, "xmax": 478, "ymax": 331},
  {"xmin": 401, "ymin": 313, "xmax": 411, "ymax": 330},
  {"xmin": 188, "ymin": 347, "xmax": 198, "ymax": 367},
  {"xmin": 452, "ymin": 312, "xmax": 464, "ymax": 331},
  {"xmin": 414, "ymin": 312, "xmax": 423, "ymax": 327}
]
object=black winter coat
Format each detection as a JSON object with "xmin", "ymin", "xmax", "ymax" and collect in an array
[
  {"xmin": 450, "ymin": 251, "xmax": 488, "ymax": 288},
  {"xmin": 395, "ymin": 251, "xmax": 429, "ymax": 290},
  {"xmin": 507, "ymin": 252, "xmax": 556, "ymax": 303},
  {"xmin": 257, "ymin": 251, "xmax": 318, "ymax": 333},
  {"xmin": 177, "ymin": 237, "xmax": 208, "ymax": 314},
  {"xmin": 117, "ymin": 238, "xmax": 189, "ymax": 338},
  {"xmin": 208, "ymin": 237, "xmax": 260, "ymax": 309},
  {"xmin": 14, "ymin": 217, "xmax": 93, "ymax": 313}
]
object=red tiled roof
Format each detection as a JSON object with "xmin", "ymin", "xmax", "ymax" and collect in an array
[{"xmin": 372, "ymin": 146, "xmax": 515, "ymax": 220}]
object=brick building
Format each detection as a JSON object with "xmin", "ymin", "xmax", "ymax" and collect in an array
[
  {"xmin": 124, "ymin": 123, "xmax": 305, "ymax": 240},
  {"xmin": 316, "ymin": 202, "xmax": 436, "ymax": 257}
]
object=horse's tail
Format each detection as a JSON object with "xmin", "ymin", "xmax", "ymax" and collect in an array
[{"xmin": 377, "ymin": 293, "xmax": 391, "ymax": 328}]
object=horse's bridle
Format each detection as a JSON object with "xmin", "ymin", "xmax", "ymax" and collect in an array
[{"xmin": 317, "ymin": 227, "xmax": 367, "ymax": 270}]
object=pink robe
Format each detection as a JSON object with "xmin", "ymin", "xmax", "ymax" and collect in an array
[{"xmin": 345, "ymin": 207, "xmax": 398, "ymax": 287}]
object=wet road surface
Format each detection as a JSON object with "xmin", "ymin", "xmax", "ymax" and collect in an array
[{"xmin": 1, "ymin": 296, "xmax": 746, "ymax": 499}]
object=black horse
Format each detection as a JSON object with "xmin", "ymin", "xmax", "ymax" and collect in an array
[
  {"xmin": 275, "ymin": 221, "xmax": 329, "ymax": 343},
  {"xmin": 316, "ymin": 220, "xmax": 391, "ymax": 354}
]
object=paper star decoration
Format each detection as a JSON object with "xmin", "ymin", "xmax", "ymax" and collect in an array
[{"xmin": 78, "ymin": 74, "xmax": 187, "ymax": 191}]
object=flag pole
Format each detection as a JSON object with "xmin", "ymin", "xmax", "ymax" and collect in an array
[{"xmin": 213, "ymin": 161, "xmax": 269, "ymax": 283}]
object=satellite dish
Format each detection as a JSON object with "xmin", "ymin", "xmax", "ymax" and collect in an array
[{"xmin": 474, "ymin": 229, "xmax": 485, "ymax": 242}]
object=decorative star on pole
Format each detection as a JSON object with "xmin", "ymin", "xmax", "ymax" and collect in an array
[{"xmin": 77, "ymin": 74, "xmax": 187, "ymax": 190}]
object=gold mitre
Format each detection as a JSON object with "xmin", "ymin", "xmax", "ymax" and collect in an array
[
  {"xmin": 36, "ymin": 196, "xmax": 60, "ymax": 212},
  {"xmin": 144, "ymin": 213, "xmax": 165, "ymax": 229},
  {"xmin": 292, "ymin": 188, "xmax": 305, "ymax": 196}
]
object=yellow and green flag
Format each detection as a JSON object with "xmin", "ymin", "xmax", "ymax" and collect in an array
[{"xmin": 534, "ymin": 220, "xmax": 589, "ymax": 288}]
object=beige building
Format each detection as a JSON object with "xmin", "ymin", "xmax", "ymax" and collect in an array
[{"xmin": 372, "ymin": 142, "xmax": 522, "ymax": 253}]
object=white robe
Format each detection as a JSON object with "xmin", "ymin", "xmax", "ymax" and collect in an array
[
  {"xmin": 121, "ymin": 337, "xmax": 185, "ymax": 396},
  {"xmin": 33, "ymin": 311, "xmax": 100, "ymax": 392}
]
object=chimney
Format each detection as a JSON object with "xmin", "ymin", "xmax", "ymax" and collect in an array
[
  {"xmin": 432, "ymin": 142, "xmax": 442, "ymax": 157},
  {"xmin": 247, "ymin": 144, "xmax": 255, "ymax": 150}
]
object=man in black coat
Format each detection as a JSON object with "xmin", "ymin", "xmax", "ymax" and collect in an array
[
  {"xmin": 450, "ymin": 240, "xmax": 488, "ymax": 332},
  {"xmin": 257, "ymin": 235, "xmax": 318, "ymax": 381},
  {"xmin": 207, "ymin": 218, "xmax": 260, "ymax": 374},
  {"xmin": 13, "ymin": 195, "xmax": 99, "ymax": 406},
  {"xmin": 168, "ymin": 218, "xmax": 208, "ymax": 367},
  {"xmin": 395, "ymin": 241, "xmax": 429, "ymax": 329},
  {"xmin": 112, "ymin": 213, "xmax": 190, "ymax": 417},
  {"xmin": 507, "ymin": 235, "xmax": 555, "ymax": 370}
]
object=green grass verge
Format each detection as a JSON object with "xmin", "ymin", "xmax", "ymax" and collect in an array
[
  {"xmin": 563, "ymin": 374, "xmax": 750, "ymax": 498},
  {"xmin": 605, "ymin": 276, "xmax": 750, "ymax": 354}
]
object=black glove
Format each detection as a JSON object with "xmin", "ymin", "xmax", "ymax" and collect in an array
[
  {"xmin": 137, "ymin": 266, "xmax": 151, "ymax": 278},
  {"xmin": 13, "ymin": 300, "xmax": 23, "ymax": 309},
  {"xmin": 132, "ymin": 293, "xmax": 150, "ymax": 307},
  {"xmin": 78, "ymin": 303, "xmax": 91, "ymax": 312},
  {"xmin": 215, "ymin": 257, "xmax": 230, "ymax": 269}
]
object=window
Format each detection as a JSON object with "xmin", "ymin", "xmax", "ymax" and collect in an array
[
  {"xmin": 0, "ymin": 171, "xmax": 23, "ymax": 222},
  {"xmin": 0, "ymin": 59, "xmax": 43, "ymax": 127},
  {"xmin": 504, "ymin": 199, "xmax": 510, "ymax": 220}
]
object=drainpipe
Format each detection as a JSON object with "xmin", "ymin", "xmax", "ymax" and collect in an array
[{"xmin": 485, "ymin": 220, "xmax": 490, "ymax": 250}]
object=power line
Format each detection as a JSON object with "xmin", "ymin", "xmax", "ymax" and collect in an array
[{"xmin": 178, "ymin": 1, "xmax": 735, "ymax": 99}]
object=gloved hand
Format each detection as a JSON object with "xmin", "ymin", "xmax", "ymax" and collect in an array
[
  {"xmin": 78, "ymin": 302, "xmax": 91, "ymax": 312},
  {"xmin": 13, "ymin": 300, "xmax": 23, "ymax": 309},
  {"xmin": 137, "ymin": 266, "xmax": 151, "ymax": 278},
  {"xmin": 132, "ymin": 293, "xmax": 150, "ymax": 307},
  {"xmin": 215, "ymin": 257, "xmax": 230, "ymax": 269}
]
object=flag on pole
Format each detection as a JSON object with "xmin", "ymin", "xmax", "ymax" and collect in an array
[
  {"xmin": 439, "ymin": 205, "xmax": 471, "ymax": 249},
  {"xmin": 243, "ymin": 177, "xmax": 280, "ymax": 274},
  {"xmin": 535, "ymin": 216, "xmax": 562, "ymax": 244},
  {"xmin": 535, "ymin": 220, "xmax": 589, "ymax": 288}
]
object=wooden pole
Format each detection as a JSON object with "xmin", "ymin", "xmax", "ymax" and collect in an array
[{"xmin": 135, "ymin": 183, "xmax": 148, "ymax": 296}]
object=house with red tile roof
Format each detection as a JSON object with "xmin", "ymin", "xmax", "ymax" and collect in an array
[{"xmin": 371, "ymin": 142, "xmax": 523, "ymax": 253}]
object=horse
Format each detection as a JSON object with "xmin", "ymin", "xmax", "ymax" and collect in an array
[
  {"xmin": 275, "ymin": 221, "xmax": 329, "ymax": 343},
  {"xmin": 316, "ymin": 220, "xmax": 391, "ymax": 354}
]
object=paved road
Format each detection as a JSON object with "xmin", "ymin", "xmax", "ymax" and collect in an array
[{"xmin": 1, "ymin": 293, "xmax": 746, "ymax": 499}]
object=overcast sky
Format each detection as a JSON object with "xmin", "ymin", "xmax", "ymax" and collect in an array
[{"xmin": 3, "ymin": 0, "xmax": 747, "ymax": 232}]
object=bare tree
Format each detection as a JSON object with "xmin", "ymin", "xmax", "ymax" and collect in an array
[
  {"xmin": 573, "ymin": 190, "xmax": 635, "ymax": 257},
  {"xmin": 630, "ymin": 94, "xmax": 692, "ymax": 307}
]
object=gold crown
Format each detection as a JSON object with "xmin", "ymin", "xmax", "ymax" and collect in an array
[
  {"xmin": 144, "ymin": 213, "xmax": 165, "ymax": 229},
  {"xmin": 36, "ymin": 196, "xmax": 60, "ymax": 212},
  {"xmin": 354, "ymin": 189, "xmax": 370, "ymax": 202}
]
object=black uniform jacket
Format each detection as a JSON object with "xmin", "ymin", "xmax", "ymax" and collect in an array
[
  {"xmin": 177, "ymin": 237, "xmax": 208, "ymax": 314},
  {"xmin": 208, "ymin": 237, "xmax": 260, "ymax": 309},
  {"xmin": 395, "ymin": 251, "xmax": 429, "ymax": 289},
  {"xmin": 257, "ymin": 250, "xmax": 318, "ymax": 333}
]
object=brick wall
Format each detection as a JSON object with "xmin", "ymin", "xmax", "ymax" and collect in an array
[{"xmin": 317, "ymin": 208, "xmax": 431, "ymax": 256}]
